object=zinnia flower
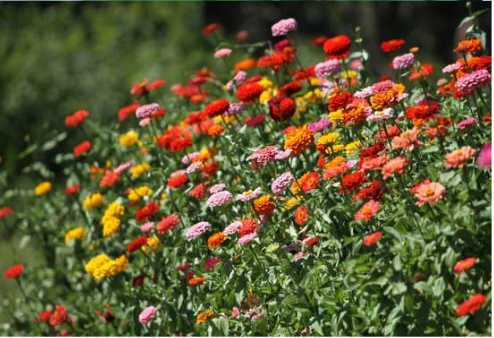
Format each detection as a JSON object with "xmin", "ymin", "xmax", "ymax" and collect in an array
[
  {"xmin": 136, "ymin": 103, "xmax": 160, "ymax": 119},
  {"xmin": 445, "ymin": 146, "xmax": 476, "ymax": 168},
  {"xmin": 139, "ymin": 306, "xmax": 157, "ymax": 324},
  {"xmin": 238, "ymin": 232, "xmax": 257, "ymax": 244},
  {"xmin": 271, "ymin": 18, "xmax": 297, "ymax": 37},
  {"xmin": 477, "ymin": 142, "xmax": 491, "ymax": 168},
  {"xmin": 456, "ymin": 293, "xmax": 487, "ymax": 317},
  {"xmin": 457, "ymin": 117, "xmax": 478, "ymax": 131},
  {"xmin": 49, "ymin": 305, "xmax": 68, "ymax": 326},
  {"xmin": 204, "ymin": 256, "xmax": 222, "ymax": 270},
  {"xmin": 454, "ymin": 257, "xmax": 477, "ymax": 275},
  {"xmin": 362, "ymin": 232, "xmax": 382, "ymax": 246},
  {"xmin": 127, "ymin": 236, "xmax": 149, "ymax": 253},
  {"xmin": 410, "ymin": 180, "xmax": 446, "ymax": 207},
  {"xmin": 294, "ymin": 206, "xmax": 309, "ymax": 225},
  {"xmin": 65, "ymin": 110, "xmax": 89, "ymax": 127},
  {"xmin": 214, "ymin": 48, "xmax": 232, "ymax": 58},
  {"xmin": 203, "ymin": 23, "xmax": 220, "ymax": 36},
  {"xmin": 0, "ymin": 206, "xmax": 13, "ymax": 219},
  {"xmin": 236, "ymin": 187, "xmax": 262, "ymax": 202},
  {"xmin": 315, "ymin": 59, "xmax": 341, "ymax": 78},
  {"xmin": 271, "ymin": 172, "xmax": 295, "ymax": 195},
  {"xmin": 456, "ymin": 69, "xmax": 491, "ymax": 96},
  {"xmin": 381, "ymin": 156, "xmax": 409, "ymax": 180},
  {"xmin": 253, "ymin": 195, "xmax": 275, "ymax": 216},
  {"xmin": 4, "ymin": 264, "xmax": 24, "ymax": 279},
  {"xmin": 207, "ymin": 232, "xmax": 227, "ymax": 249},
  {"xmin": 236, "ymin": 82, "xmax": 264, "ymax": 103},
  {"xmin": 186, "ymin": 222, "xmax": 211, "ymax": 241},
  {"xmin": 188, "ymin": 276, "xmax": 207, "ymax": 286},
  {"xmin": 157, "ymin": 214, "xmax": 181, "ymax": 234},
  {"xmin": 34, "ymin": 181, "xmax": 52, "ymax": 196},
  {"xmin": 380, "ymin": 39, "xmax": 405, "ymax": 53},
  {"xmin": 284, "ymin": 126, "xmax": 314, "ymax": 157},
  {"xmin": 391, "ymin": 53, "xmax": 415, "ymax": 70},
  {"xmin": 196, "ymin": 309, "xmax": 214, "ymax": 324},
  {"xmin": 205, "ymin": 99, "xmax": 230, "ymax": 118},
  {"xmin": 323, "ymin": 35, "xmax": 352, "ymax": 58},
  {"xmin": 354, "ymin": 200, "xmax": 380, "ymax": 221},
  {"xmin": 206, "ymin": 190, "xmax": 232, "ymax": 207}
]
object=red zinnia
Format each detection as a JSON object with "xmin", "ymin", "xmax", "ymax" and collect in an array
[
  {"xmin": 328, "ymin": 90, "xmax": 353, "ymax": 111},
  {"xmin": 205, "ymin": 99, "xmax": 230, "ymax": 118},
  {"xmin": 238, "ymin": 218, "xmax": 258, "ymax": 237},
  {"xmin": 454, "ymin": 257, "xmax": 477, "ymax": 275},
  {"xmin": 355, "ymin": 180, "xmax": 384, "ymax": 201},
  {"xmin": 136, "ymin": 202, "xmax": 159, "ymax": 223},
  {"xmin": 49, "ymin": 305, "xmax": 67, "ymax": 326},
  {"xmin": 362, "ymin": 232, "xmax": 382, "ymax": 246},
  {"xmin": 268, "ymin": 96, "xmax": 296, "ymax": 121},
  {"xmin": 65, "ymin": 110, "xmax": 89, "ymax": 128},
  {"xmin": 118, "ymin": 104, "xmax": 140, "ymax": 122},
  {"xmin": 39, "ymin": 310, "xmax": 52, "ymax": 323},
  {"xmin": 157, "ymin": 214, "xmax": 181, "ymax": 234},
  {"xmin": 245, "ymin": 115, "xmax": 266, "ymax": 127},
  {"xmin": 278, "ymin": 81, "xmax": 302, "ymax": 97},
  {"xmin": 299, "ymin": 172, "xmax": 321, "ymax": 193},
  {"xmin": 200, "ymin": 161, "xmax": 220, "ymax": 176},
  {"xmin": 99, "ymin": 171, "xmax": 120, "ymax": 188},
  {"xmin": 189, "ymin": 183, "xmax": 207, "ymax": 199},
  {"xmin": 127, "ymin": 236, "xmax": 149, "ymax": 253},
  {"xmin": 4, "ymin": 264, "xmax": 24, "ymax": 279},
  {"xmin": 456, "ymin": 293, "xmax": 487, "ymax": 317},
  {"xmin": 323, "ymin": 35, "xmax": 352, "ymax": 58},
  {"xmin": 340, "ymin": 170, "xmax": 367, "ymax": 194},
  {"xmin": 236, "ymin": 82, "xmax": 264, "ymax": 103},
  {"xmin": 167, "ymin": 172, "xmax": 188, "ymax": 188},
  {"xmin": 0, "ymin": 206, "xmax": 13, "ymax": 219},
  {"xmin": 132, "ymin": 274, "xmax": 147, "ymax": 288},
  {"xmin": 303, "ymin": 236, "xmax": 320, "ymax": 247},
  {"xmin": 74, "ymin": 141, "xmax": 91, "ymax": 158},
  {"xmin": 380, "ymin": 39, "xmax": 406, "ymax": 53},
  {"xmin": 170, "ymin": 137, "xmax": 193, "ymax": 153},
  {"xmin": 313, "ymin": 35, "xmax": 329, "ymax": 47},
  {"xmin": 65, "ymin": 184, "xmax": 80, "ymax": 195},
  {"xmin": 203, "ymin": 23, "xmax": 220, "ymax": 36}
]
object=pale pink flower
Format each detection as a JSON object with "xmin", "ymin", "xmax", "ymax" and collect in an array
[
  {"xmin": 294, "ymin": 252, "xmax": 305, "ymax": 261},
  {"xmin": 366, "ymin": 108, "xmax": 394, "ymax": 122},
  {"xmin": 139, "ymin": 118, "xmax": 151, "ymax": 127},
  {"xmin": 136, "ymin": 103, "xmax": 160, "ymax": 119},
  {"xmin": 114, "ymin": 160, "xmax": 136, "ymax": 174},
  {"xmin": 186, "ymin": 222, "xmax": 211, "ymax": 241},
  {"xmin": 182, "ymin": 152, "xmax": 201, "ymax": 165},
  {"xmin": 271, "ymin": 18, "xmax": 297, "ymax": 36},
  {"xmin": 214, "ymin": 48, "xmax": 232, "ymax": 58},
  {"xmin": 315, "ymin": 59, "xmax": 341, "ymax": 78},
  {"xmin": 271, "ymin": 172, "xmax": 295, "ymax": 195},
  {"xmin": 391, "ymin": 53, "xmax": 415, "ymax": 70},
  {"xmin": 235, "ymin": 187, "xmax": 262, "ymax": 202},
  {"xmin": 224, "ymin": 221, "xmax": 242, "ymax": 235},
  {"xmin": 139, "ymin": 306, "xmax": 157, "ymax": 324},
  {"xmin": 209, "ymin": 183, "xmax": 226, "ymax": 194},
  {"xmin": 442, "ymin": 62, "xmax": 461, "ymax": 73},
  {"xmin": 354, "ymin": 86, "xmax": 374, "ymax": 99},
  {"xmin": 275, "ymin": 149, "xmax": 293, "ymax": 160},
  {"xmin": 140, "ymin": 221, "xmax": 155, "ymax": 232},
  {"xmin": 238, "ymin": 232, "xmax": 257, "ymax": 244},
  {"xmin": 445, "ymin": 146, "xmax": 476, "ymax": 168},
  {"xmin": 233, "ymin": 71, "xmax": 247, "ymax": 85},
  {"xmin": 206, "ymin": 190, "xmax": 232, "ymax": 207},
  {"xmin": 186, "ymin": 161, "xmax": 202, "ymax": 174}
]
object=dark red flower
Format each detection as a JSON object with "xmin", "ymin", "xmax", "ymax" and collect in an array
[
  {"xmin": 203, "ymin": 23, "xmax": 220, "ymax": 36},
  {"xmin": 340, "ymin": 171, "xmax": 367, "ymax": 194},
  {"xmin": 456, "ymin": 293, "xmax": 487, "ymax": 317},
  {"xmin": 355, "ymin": 180, "xmax": 384, "ymax": 201},
  {"xmin": 4, "ymin": 264, "xmax": 24, "ymax": 279},
  {"xmin": 279, "ymin": 81, "xmax": 302, "ymax": 97},
  {"xmin": 132, "ymin": 274, "xmax": 147, "ymax": 288},
  {"xmin": 323, "ymin": 35, "xmax": 351, "ymax": 58},
  {"xmin": 127, "ymin": 236, "xmax": 149, "ymax": 253},
  {"xmin": 65, "ymin": 110, "xmax": 89, "ymax": 128},
  {"xmin": 236, "ymin": 82, "xmax": 264, "ymax": 103},
  {"xmin": 74, "ymin": 141, "xmax": 91, "ymax": 158},
  {"xmin": 328, "ymin": 90, "xmax": 353, "ymax": 111},
  {"xmin": 0, "ymin": 206, "xmax": 13, "ymax": 219},
  {"xmin": 268, "ymin": 96, "xmax": 296, "ymax": 121},
  {"xmin": 380, "ymin": 39, "xmax": 406, "ymax": 53},
  {"xmin": 205, "ymin": 99, "xmax": 230, "ymax": 118},
  {"xmin": 175, "ymin": 262, "xmax": 192, "ymax": 271},
  {"xmin": 245, "ymin": 115, "xmax": 265, "ymax": 127}
]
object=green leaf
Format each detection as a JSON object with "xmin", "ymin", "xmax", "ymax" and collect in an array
[
  {"xmin": 383, "ymin": 226, "xmax": 403, "ymax": 242},
  {"xmin": 212, "ymin": 317, "xmax": 229, "ymax": 336}
]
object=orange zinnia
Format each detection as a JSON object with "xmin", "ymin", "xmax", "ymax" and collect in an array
[{"xmin": 207, "ymin": 232, "xmax": 227, "ymax": 249}]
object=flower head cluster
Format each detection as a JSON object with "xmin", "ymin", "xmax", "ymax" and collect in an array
[
  {"xmin": 186, "ymin": 222, "xmax": 211, "ymax": 241},
  {"xmin": 271, "ymin": 18, "xmax": 297, "ymax": 37}
]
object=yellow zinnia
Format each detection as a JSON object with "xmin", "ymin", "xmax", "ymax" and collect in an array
[{"xmin": 34, "ymin": 181, "xmax": 52, "ymax": 196}]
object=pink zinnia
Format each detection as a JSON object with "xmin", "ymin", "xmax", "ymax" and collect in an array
[
  {"xmin": 391, "ymin": 53, "xmax": 415, "ymax": 70},
  {"xmin": 230, "ymin": 307, "xmax": 240, "ymax": 318},
  {"xmin": 372, "ymin": 80, "xmax": 395, "ymax": 93},
  {"xmin": 140, "ymin": 221, "xmax": 155, "ymax": 232},
  {"xmin": 366, "ymin": 108, "xmax": 394, "ymax": 122},
  {"xmin": 235, "ymin": 187, "xmax": 262, "ymax": 202},
  {"xmin": 238, "ymin": 232, "xmax": 257, "ymax": 244},
  {"xmin": 315, "ymin": 59, "xmax": 341, "ymax": 78},
  {"xmin": 246, "ymin": 146, "xmax": 279, "ymax": 165},
  {"xmin": 139, "ymin": 306, "xmax": 157, "ymax": 324},
  {"xmin": 226, "ymin": 102, "xmax": 245, "ymax": 116},
  {"xmin": 442, "ymin": 62, "xmax": 461, "ymax": 73},
  {"xmin": 354, "ymin": 86, "xmax": 374, "ymax": 99},
  {"xmin": 456, "ymin": 69, "xmax": 491, "ymax": 96},
  {"xmin": 204, "ymin": 256, "xmax": 222, "ymax": 270},
  {"xmin": 224, "ymin": 221, "xmax": 242, "ymax": 235},
  {"xmin": 392, "ymin": 127, "xmax": 422, "ymax": 151},
  {"xmin": 410, "ymin": 180, "xmax": 446, "ymax": 207},
  {"xmin": 214, "ymin": 48, "xmax": 232, "ymax": 58},
  {"xmin": 457, "ymin": 117, "xmax": 478, "ymax": 131},
  {"xmin": 209, "ymin": 183, "xmax": 226, "ymax": 194},
  {"xmin": 136, "ymin": 103, "xmax": 160, "ymax": 119},
  {"xmin": 354, "ymin": 200, "xmax": 380, "ymax": 221},
  {"xmin": 271, "ymin": 18, "xmax": 297, "ymax": 37},
  {"xmin": 477, "ymin": 142, "xmax": 491, "ymax": 168},
  {"xmin": 206, "ymin": 190, "xmax": 232, "ymax": 207},
  {"xmin": 186, "ymin": 161, "xmax": 202, "ymax": 174},
  {"xmin": 445, "ymin": 146, "xmax": 476, "ymax": 168},
  {"xmin": 186, "ymin": 222, "xmax": 211, "ymax": 241},
  {"xmin": 182, "ymin": 152, "xmax": 201, "ymax": 165},
  {"xmin": 275, "ymin": 149, "xmax": 293, "ymax": 160},
  {"xmin": 271, "ymin": 172, "xmax": 295, "ymax": 195},
  {"xmin": 381, "ymin": 156, "xmax": 409, "ymax": 180}
]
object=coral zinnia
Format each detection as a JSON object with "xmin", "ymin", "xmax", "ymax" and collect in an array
[
  {"xmin": 362, "ymin": 232, "xmax": 382, "ymax": 246},
  {"xmin": 157, "ymin": 214, "xmax": 181, "ymax": 235},
  {"xmin": 445, "ymin": 146, "xmax": 476, "ymax": 168},
  {"xmin": 294, "ymin": 206, "xmax": 309, "ymax": 225},
  {"xmin": 380, "ymin": 39, "xmax": 405, "ymax": 53},
  {"xmin": 65, "ymin": 110, "xmax": 89, "ymax": 128},
  {"xmin": 454, "ymin": 257, "xmax": 477, "ymax": 275},
  {"xmin": 205, "ymin": 99, "xmax": 230, "ymax": 117},
  {"xmin": 410, "ymin": 180, "xmax": 446, "ymax": 207},
  {"xmin": 354, "ymin": 200, "xmax": 380, "ymax": 221},
  {"xmin": 323, "ymin": 35, "xmax": 351, "ymax": 58},
  {"xmin": 456, "ymin": 293, "xmax": 487, "ymax": 317}
]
